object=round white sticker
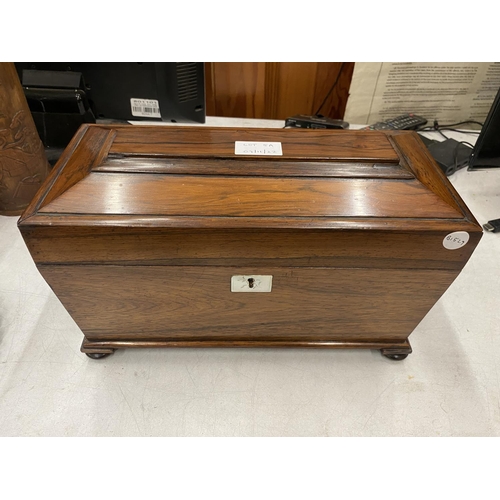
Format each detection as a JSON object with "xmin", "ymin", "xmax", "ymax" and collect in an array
[{"xmin": 443, "ymin": 231, "xmax": 469, "ymax": 250}]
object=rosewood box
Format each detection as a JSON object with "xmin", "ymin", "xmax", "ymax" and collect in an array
[{"xmin": 18, "ymin": 124, "xmax": 482, "ymax": 360}]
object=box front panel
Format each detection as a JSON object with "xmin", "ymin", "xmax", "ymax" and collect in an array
[{"xmin": 38, "ymin": 265, "xmax": 457, "ymax": 343}]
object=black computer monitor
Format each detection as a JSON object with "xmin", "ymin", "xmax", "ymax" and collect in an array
[
  {"xmin": 468, "ymin": 85, "xmax": 500, "ymax": 170},
  {"xmin": 14, "ymin": 62, "xmax": 206, "ymax": 150}
]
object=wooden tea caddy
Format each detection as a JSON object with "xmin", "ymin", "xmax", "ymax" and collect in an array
[{"xmin": 18, "ymin": 124, "xmax": 482, "ymax": 360}]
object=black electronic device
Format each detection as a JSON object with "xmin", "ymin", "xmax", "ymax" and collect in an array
[
  {"xmin": 14, "ymin": 63, "xmax": 206, "ymax": 155},
  {"xmin": 285, "ymin": 114, "xmax": 349, "ymax": 129},
  {"xmin": 468, "ymin": 85, "xmax": 500, "ymax": 169},
  {"xmin": 15, "ymin": 62, "xmax": 205, "ymax": 124},
  {"xmin": 363, "ymin": 113, "xmax": 427, "ymax": 130},
  {"xmin": 17, "ymin": 69, "xmax": 96, "ymax": 152},
  {"xmin": 422, "ymin": 138, "xmax": 473, "ymax": 176}
]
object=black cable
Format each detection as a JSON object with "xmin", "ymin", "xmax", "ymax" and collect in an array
[
  {"xmin": 436, "ymin": 120, "xmax": 484, "ymax": 128},
  {"xmin": 436, "ymin": 128, "xmax": 449, "ymax": 140},
  {"xmin": 453, "ymin": 142, "xmax": 460, "ymax": 174},
  {"xmin": 314, "ymin": 62, "xmax": 346, "ymax": 116},
  {"xmin": 439, "ymin": 128, "xmax": 481, "ymax": 134},
  {"xmin": 453, "ymin": 141, "xmax": 476, "ymax": 173},
  {"xmin": 418, "ymin": 126, "xmax": 481, "ymax": 135},
  {"xmin": 417, "ymin": 119, "xmax": 483, "ymax": 134}
]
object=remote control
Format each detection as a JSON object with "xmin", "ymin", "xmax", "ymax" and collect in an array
[
  {"xmin": 363, "ymin": 113, "xmax": 427, "ymax": 130},
  {"xmin": 285, "ymin": 114, "xmax": 349, "ymax": 130}
]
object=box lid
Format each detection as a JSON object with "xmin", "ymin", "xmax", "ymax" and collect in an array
[{"xmin": 19, "ymin": 124, "xmax": 481, "ymax": 233}]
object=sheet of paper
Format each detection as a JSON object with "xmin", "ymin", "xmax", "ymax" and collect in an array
[
  {"xmin": 344, "ymin": 62, "xmax": 500, "ymax": 127},
  {"xmin": 234, "ymin": 141, "xmax": 283, "ymax": 156}
]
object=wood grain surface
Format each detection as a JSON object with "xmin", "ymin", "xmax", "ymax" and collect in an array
[
  {"xmin": 38, "ymin": 127, "xmax": 116, "ymax": 210},
  {"xmin": 206, "ymin": 62, "xmax": 267, "ymax": 118},
  {"xmin": 39, "ymin": 172, "xmax": 462, "ymax": 219},
  {"xmin": 109, "ymin": 126, "xmax": 400, "ymax": 161},
  {"xmin": 21, "ymin": 214, "xmax": 482, "ymax": 233},
  {"xmin": 80, "ymin": 337, "xmax": 412, "ymax": 351},
  {"xmin": 205, "ymin": 62, "xmax": 354, "ymax": 120},
  {"xmin": 389, "ymin": 131, "xmax": 481, "ymax": 226},
  {"xmin": 96, "ymin": 156, "xmax": 413, "ymax": 179},
  {"xmin": 19, "ymin": 125, "xmax": 115, "ymax": 222},
  {"xmin": 311, "ymin": 63, "xmax": 355, "ymax": 119},
  {"xmin": 23, "ymin": 228, "xmax": 481, "ymax": 270},
  {"xmin": 39, "ymin": 265, "xmax": 457, "ymax": 342}
]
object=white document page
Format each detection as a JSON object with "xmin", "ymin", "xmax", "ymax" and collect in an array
[{"xmin": 344, "ymin": 62, "xmax": 500, "ymax": 126}]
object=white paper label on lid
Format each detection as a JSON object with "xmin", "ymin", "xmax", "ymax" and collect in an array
[
  {"xmin": 130, "ymin": 98, "xmax": 161, "ymax": 118},
  {"xmin": 235, "ymin": 141, "xmax": 283, "ymax": 156},
  {"xmin": 443, "ymin": 231, "xmax": 469, "ymax": 250}
]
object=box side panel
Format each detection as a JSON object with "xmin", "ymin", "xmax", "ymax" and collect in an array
[
  {"xmin": 18, "ymin": 126, "xmax": 116, "ymax": 223},
  {"xmin": 389, "ymin": 132, "xmax": 482, "ymax": 226}
]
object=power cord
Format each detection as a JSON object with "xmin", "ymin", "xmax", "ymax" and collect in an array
[
  {"xmin": 417, "ymin": 119, "xmax": 483, "ymax": 135},
  {"xmin": 436, "ymin": 127, "xmax": 450, "ymax": 140},
  {"xmin": 434, "ymin": 120, "xmax": 484, "ymax": 128},
  {"xmin": 453, "ymin": 140, "xmax": 475, "ymax": 173}
]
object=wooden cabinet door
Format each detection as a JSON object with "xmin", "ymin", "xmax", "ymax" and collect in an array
[{"xmin": 205, "ymin": 62, "xmax": 354, "ymax": 120}]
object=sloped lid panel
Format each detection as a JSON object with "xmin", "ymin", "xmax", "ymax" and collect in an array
[
  {"xmin": 39, "ymin": 172, "xmax": 461, "ymax": 219},
  {"xmin": 21, "ymin": 125, "xmax": 472, "ymax": 227}
]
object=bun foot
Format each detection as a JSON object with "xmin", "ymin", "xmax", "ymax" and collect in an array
[
  {"xmin": 86, "ymin": 352, "xmax": 112, "ymax": 360},
  {"xmin": 382, "ymin": 352, "xmax": 408, "ymax": 361},
  {"xmin": 381, "ymin": 342, "xmax": 412, "ymax": 361},
  {"xmin": 81, "ymin": 337, "xmax": 115, "ymax": 358}
]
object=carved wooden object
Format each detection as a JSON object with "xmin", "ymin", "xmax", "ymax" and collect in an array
[
  {"xmin": 18, "ymin": 125, "xmax": 482, "ymax": 360},
  {"xmin": 0, "ymin": 63, "xmax": 49, "ymax": 215}
]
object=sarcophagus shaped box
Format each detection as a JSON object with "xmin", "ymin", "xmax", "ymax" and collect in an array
[{"xmin": 18, "ymin": 125, "xmax": 482, "ymax": 360}]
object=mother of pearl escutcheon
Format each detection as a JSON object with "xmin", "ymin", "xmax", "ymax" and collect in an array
[{"xmin": 231, "ymin": 275, "xmax": 273, "ymax": 292}]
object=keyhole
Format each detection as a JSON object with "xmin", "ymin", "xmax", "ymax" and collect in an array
[{"xmin": 248, "ymin": 278, "xmax": 255, "ymax": 288}]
